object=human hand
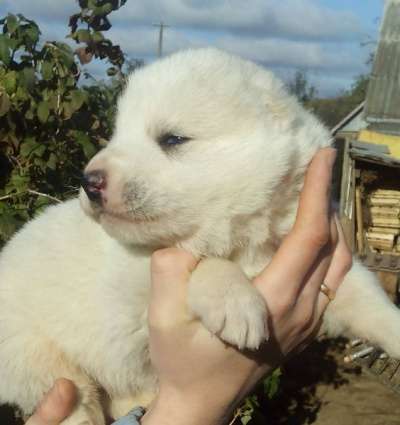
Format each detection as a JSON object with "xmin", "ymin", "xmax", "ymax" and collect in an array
[
  {"xmin": 24, "ymin": 379, "xmax": 77, "ymax": 425},
  {"xmin": 142, "ymin": 147, "xmax": 352, "ymax": 425}
]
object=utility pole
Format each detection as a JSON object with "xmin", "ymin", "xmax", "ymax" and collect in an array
[{"xmin": 153, "ymin": 22, "xmax": 169, "ymax": 57}]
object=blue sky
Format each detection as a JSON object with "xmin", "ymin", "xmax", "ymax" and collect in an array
[{"xmin": 0, "ymin": 0, "xmax": 385, "ymax": 97}]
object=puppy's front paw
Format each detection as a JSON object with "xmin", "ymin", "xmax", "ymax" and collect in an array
[{"xmin": 188, "ymin": 266, "xmax": 268, "ymax": 350}]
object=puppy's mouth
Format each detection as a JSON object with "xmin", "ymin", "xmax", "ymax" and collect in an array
[{"xmin": 99, "ymin": 208, "xmax": 160, "ymax": 224}]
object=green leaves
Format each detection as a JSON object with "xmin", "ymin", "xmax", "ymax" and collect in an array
[
  {"xmin": 61, "ymin": 89, "xmax": 88, "ymax": 120},
  {"xmin": 74, "ymin": 29, "xmax": 92, "ymax": 43},
  {"xmin": 20, "ymin": 136, "xmax": 38, "ymax": 157},
  {"xmin": 106, "ymin": 66, "xmax": 117, "ymax": 76},
  {"xmin": 6, "ymin": 171, "xmax": 29, "ymax": 193},
  {"xmin": 37, "ymin": 101, "xmax": 50, "ymax": 123},
  {"xmin": 92, "ymin": 3, "xmax": 113, "ymax": 16},
  {"xmin": 0, "ymin": 204, "xmax": 25, "ymax": 242},
  {"xmin": 0, "ymin": 4, "xmax": 128, "ymax": 248},
  {"xmin": 92, "ymin": 31, "xmax": 104, "ymax": 42},
  {"xmin": 24, "ymin": 25, "xmax": 40, "ymax": 47},
  {"xmin": 0, "ymin": 90, "xmax": 10, "ymax": 116},
  {"xmin": 237, "ymin": 395, "xmax": 259, "ymax": 425},
  {"xmin": 0, "ymin": 14, "xmax": 41, "ymax": 57},
  {"xmin": 68, "ymin": 0, "xmax": 127, "ymax": 71},
  {"xmin": 3, "ymin": 70, "xmax": 17, "ymax": 93},
  {"xmin": 263, "ymin": 368, "xmax": 282, "ymax": 399},
  {"xmin": 41, "ymin": 61, "xmax": 53, "ymax": 80},
  {"xmin": 0, "ymin": 34, "xmax": 11, "ymax": 66},
  {"xmin": 5, "ymin": 14, "xmax": 18, "ymax": 34},
  {"xmin": 70, "ymin": 90, "xmax": 88, "ymax": 111},
  {"xmin": 47, "ymin": 152, "xmax": 57, "ymax": 170},
  {"xmin": 233, "ymin": 370, "xmax": 282, "ymax": 424},
  {"xmin": 74, "ymin": 130, "xmax": 97, "ymax": 158},
  {"xmin": 20, "ymin": 67, "xmax": 35, "ymax": 90}
]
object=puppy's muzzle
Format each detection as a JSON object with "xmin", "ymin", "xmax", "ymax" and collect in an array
[{"xmin": 81, "ymin": 170, "xmax": 106, "ymax": 205}]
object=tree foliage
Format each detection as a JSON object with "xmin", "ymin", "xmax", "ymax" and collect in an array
[
  {"xmin": 0, "ymin": 1, "xmax": 134, "ymax": 245},
  {"xmin": 69, "ymin": 0, "xmax": 127, "ymax": 76},
  {"xmin": 287, "ymin": 64, "xmax": 372, "ymax": 130},
  {"xmin": 288, "ymin": 69, "xmax": 317, "ymax": 104},
  {"xmin": 307, "ymin": 72, "xmax": 370, "ymax": 129}
]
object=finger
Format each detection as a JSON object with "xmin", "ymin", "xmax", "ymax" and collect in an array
[
  {"xmin": 299, "ymin": 215, "xmax": 339, "ymax": 301},
  {"xmin": 256, "ymin": 148, "xmax": 336, "ymax": 295},
  {"xmin": 26, "ymin": 379, "xmax": 77, "ymax": 425},
  {"xmin": 316, "ymin": 216, "xmax": 352, "ymax": 315},
  {"xmin": 294, "ymin": 147, "xmax": 336, "ymax": 234},
  {"xmin": 329, "ymin": 214, "xmax": 352, "ymax": 293},
  {"xmin": 149, "ymin": 248, "xmax": 198, "ymax": 327}
]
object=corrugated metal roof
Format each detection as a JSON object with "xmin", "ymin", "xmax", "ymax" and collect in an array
[{"xmin": 364, "ymin": 0, "xmax": 400, "ymax": 133}]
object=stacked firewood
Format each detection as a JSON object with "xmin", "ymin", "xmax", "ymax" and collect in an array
[{"xmin": 366, "ymin": 189, "xmax": 400, "ymax": 254}]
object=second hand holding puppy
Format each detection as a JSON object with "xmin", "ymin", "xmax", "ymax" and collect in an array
[{"xmin": 142, "ymin": 147, "xmax": 351, "ymax": 425}]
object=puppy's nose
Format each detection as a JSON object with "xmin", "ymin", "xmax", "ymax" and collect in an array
[{"xmin": 81, "ymin": 170, "xmax": 106, "ymax": 204}]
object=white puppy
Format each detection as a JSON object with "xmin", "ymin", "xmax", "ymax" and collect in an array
[{"xmin": 0, "ymin": 48, "xmax": 399, "ymax": 424}]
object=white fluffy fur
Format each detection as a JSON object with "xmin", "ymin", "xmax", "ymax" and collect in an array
[{"xmin": 1, "ymin": 48, "xmax": 399, "ymax": 424}]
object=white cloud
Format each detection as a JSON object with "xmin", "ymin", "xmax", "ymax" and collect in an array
[
  {"xmin": 1, "ymin": 0, "xmax": 75, "ymax": 23},
  {"xmin": 215, "ymin": 35, "xmax": 365, "ymax": 73},
  {"xmin": 0, "ymin": 0, "xmax": 375, "ymax": 96},
  {"xmin": 2, "ymin": 0, "xmax": 363, "ymax": 41},
  {"xmin": 107, "ymin": 26, "xmax": 197, "ymax": 58},
  {"xmin": 111, "ymin": 0, "xmax": 364, "ymax": 41}
]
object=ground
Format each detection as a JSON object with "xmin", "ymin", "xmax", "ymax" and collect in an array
[
  {"xmin": 254, "ymin": 337, "xmax": 400, "ymax": 425},
  {"xmin": 2, "ymin": 338, "xmax": 400, "ymax": 424}
]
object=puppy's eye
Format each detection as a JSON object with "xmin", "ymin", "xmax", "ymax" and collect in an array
[{"xmin": 158, "ymin": 134, "xmax": 190, "ymax": 148}]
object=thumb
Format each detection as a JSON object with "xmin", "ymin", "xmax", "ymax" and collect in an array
[
  {"xmin": 149, "ymin": 248, "xmax": 198, "ymax": 327},
  {"xmin": 26, "ymin": 379, "xmax": 77, "ymax": 425}
]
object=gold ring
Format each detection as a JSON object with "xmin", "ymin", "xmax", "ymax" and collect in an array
[{"xmin": 320, "ymin": 282, "xmax": 335, "ymax": 302}]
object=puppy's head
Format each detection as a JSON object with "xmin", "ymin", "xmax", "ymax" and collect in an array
[{"xmin": 80, "ymin": 48, "xmax": 330, "ymax": 256}]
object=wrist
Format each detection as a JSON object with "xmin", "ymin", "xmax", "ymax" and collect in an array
[{"xmin": 141, "ymin": 387, "xmax": 232, "ymax": 425}]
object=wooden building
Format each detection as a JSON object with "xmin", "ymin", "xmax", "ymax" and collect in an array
[{"xmin": 334, "ymin": 0, "xmax": 400, "ymax": 294}]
